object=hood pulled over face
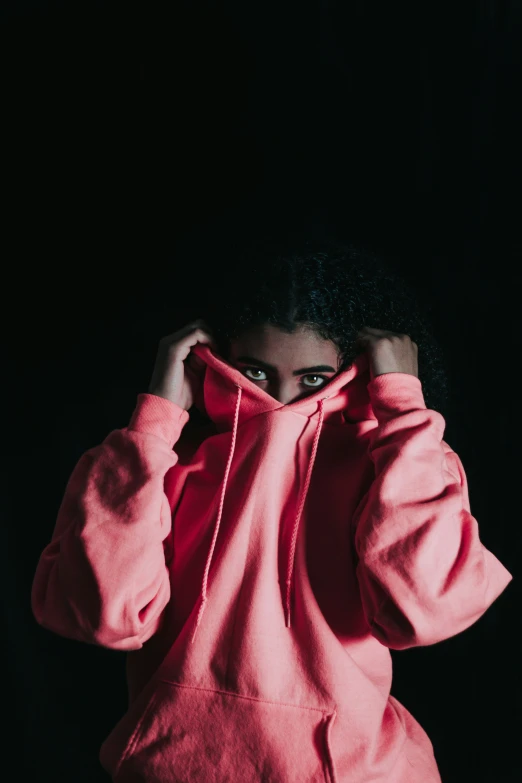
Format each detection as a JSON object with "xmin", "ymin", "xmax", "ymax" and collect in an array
[{"xmin": 190, "ymin": 343, "xmax": 375, "ymax": 433}]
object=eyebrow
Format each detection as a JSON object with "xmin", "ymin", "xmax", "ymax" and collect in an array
[{"xmin": 234, "ymin": 355, "xmax": 336, "ymax": 375}]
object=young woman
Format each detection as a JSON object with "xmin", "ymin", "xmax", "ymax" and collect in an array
[{"xmin": 31, "ymin": 239, "xmax": 512, "ymax": 782}]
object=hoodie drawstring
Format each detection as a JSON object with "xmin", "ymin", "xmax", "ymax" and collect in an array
[
  {"xmin": 191, "ymin": 388, "xmax": 329, "ymax": 644},
  {"xmin": 285, "ymin": 395, "xmax": 329, "ymax": 628},
  {"xmin": 191, "ymin": 384, "xmax": 243, "ymax": 645}
]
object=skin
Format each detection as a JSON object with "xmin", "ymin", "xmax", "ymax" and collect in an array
[{"xmin": 227, "ymin": 323, "xmax": 419, "ymax": 405}]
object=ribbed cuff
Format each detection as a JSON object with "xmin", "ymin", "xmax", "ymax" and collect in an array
[
  {"xmin": 128, "ymin": 393, "xmax": 190, "ymax": 448},
  {"xmin": 367, "ymin": 372, "xmax": 426, "ymax": 424}
]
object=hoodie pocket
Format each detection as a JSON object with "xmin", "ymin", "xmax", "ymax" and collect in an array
[{"xmin": 108, "ymin": 679, "xmax": 334, "ymax": 783}]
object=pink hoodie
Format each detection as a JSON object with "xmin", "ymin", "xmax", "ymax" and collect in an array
[{"xmin": 32, "ymin": 342, "xmax": 513, "ymax": 782}]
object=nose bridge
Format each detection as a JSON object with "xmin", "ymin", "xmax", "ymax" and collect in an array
[
  {"xmin": 269, "ymin": 377, "xmax": 303, "ymax": 405},
  {"xmin": 274, "ymin": 388, "xmax": 293, "ymax": 405},
  {"xmin": 271, "ymin": 380, "xmax": 319, "ymax": 406}
]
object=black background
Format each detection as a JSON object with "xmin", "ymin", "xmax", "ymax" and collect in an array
[{"xmin": 3, "ymin": 2, "xmax": 521, "ymax": 781}]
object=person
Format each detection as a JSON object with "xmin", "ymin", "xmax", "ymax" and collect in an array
[{"xmin": 31, "ymin": 238, "xmax": 512, "ymax": 782}]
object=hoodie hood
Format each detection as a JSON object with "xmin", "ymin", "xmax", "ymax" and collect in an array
[
  {"xmin": 188, "ymin": 342, "xmax": 376, "ymax": 642},
  {"xmin": 190, "ymin": 342, "xmax": 375, "ymax": 431}
]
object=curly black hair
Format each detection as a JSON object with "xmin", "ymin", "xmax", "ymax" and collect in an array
[{"xmin": 198, "ymin": 237, "xmax": 450, "ymax": 417}]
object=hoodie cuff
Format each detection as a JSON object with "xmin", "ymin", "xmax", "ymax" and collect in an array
[
  {"xmin": 128, "ymin": 393, "xmax": 190, "ymax": 448},
  {"xmin": 367, "ymin": 372, "xmax": 427, "ymax": 424}
]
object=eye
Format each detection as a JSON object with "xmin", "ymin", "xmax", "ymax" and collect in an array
[
  {"xmin": 302, "ymin": 374, "xmax": 327, "ymax": 388},
  {"xmin": 244, "ymin": 368, "xmax": 268, "ymax": 381}
]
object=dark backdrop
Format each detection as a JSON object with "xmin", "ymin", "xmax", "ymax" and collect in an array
[{"xmin": 3, "ymin": 2, "xmax": 521, "ymax": 781}]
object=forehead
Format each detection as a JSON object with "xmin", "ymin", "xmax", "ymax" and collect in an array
[{"xmin": 229, "ymin": 323, "xmax": 339, "ymax": 363}]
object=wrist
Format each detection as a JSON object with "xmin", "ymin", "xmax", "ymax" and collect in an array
[{"xmin": 129, "ymin": 393, "xmax": 190, "ymax": 446}]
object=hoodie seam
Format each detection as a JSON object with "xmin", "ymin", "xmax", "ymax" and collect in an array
[{"xmin": 158, "ymin": 678, "xmax": 330, "ymax": 713}]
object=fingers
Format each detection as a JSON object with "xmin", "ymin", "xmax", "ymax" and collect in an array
[{"xmin": 159, "ymin": 320, "xmax": 216, "ymax": 353}]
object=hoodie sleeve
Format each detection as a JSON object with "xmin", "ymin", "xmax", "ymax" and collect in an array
[
  {"xmin": 31, "ymin": 393, "xmax": 189, "ymax": 652},
  {"xmin": 351, "ymin": 372, "xmax": 513, "ymax": 650}
]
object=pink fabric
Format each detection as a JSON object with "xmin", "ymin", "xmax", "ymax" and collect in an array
[{"xmin": 31, "ymin": 343, "xmax": 513, "ymax": 782}]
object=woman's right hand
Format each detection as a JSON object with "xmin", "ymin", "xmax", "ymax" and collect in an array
[{"xmin": 148, "ymin": 319, "xmax": 216, "ymax": 410}]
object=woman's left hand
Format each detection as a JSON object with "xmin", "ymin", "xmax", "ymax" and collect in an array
[{"xmin": 355, "ymin": 327, "xmax": 419, "ymax": 381}]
